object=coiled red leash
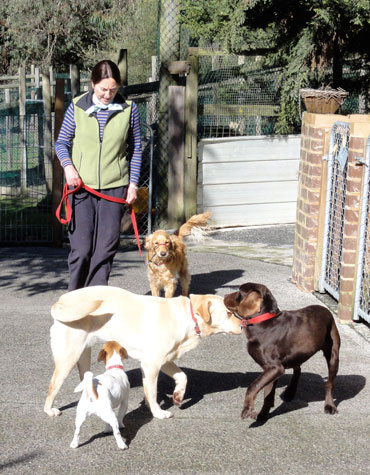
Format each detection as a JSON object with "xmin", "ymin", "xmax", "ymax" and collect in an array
[{"xmin": 56, "ymin": 182, "xmax": 142, "ymax": 256}]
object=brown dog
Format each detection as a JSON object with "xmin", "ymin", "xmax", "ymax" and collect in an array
[
  {"xmin": 224, "ymin": 282, "xmax": 340, "ymax": 421},
  {"xmin": 145, "ymin": 212, "xmax": 211, "ymax": 298}
]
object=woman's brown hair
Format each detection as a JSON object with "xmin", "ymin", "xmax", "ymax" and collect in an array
[{"xmin": 90, "ymin": 60, "xmax": 121, "ymax": 85}]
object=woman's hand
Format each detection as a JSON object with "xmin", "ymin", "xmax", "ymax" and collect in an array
[
  {"xmin": 126, "ymin": 183, "xmax": 138, "ymax": 205},
  {"xmin": 64, "ymin": 165, "xmax": 82, "ymax": 188}
]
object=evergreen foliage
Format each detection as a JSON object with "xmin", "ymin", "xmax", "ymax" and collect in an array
[{"xmin": 181, "ymin": 0, "xmax": 370, "ymax": 133}]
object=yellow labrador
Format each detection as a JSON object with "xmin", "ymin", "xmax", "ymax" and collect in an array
[{"xmin": 44, "ymin": 286, "xmax": 242, "ymax": 419}]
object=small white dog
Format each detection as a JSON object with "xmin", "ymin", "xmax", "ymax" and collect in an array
[{"xmin": 70, "ymin": 341, "xmax": 130, "ymax": 450}]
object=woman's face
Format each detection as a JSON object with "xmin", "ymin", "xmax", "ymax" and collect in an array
[{"xmin": 91, "ymin": 77, "xmax": 119, "ymax": 104}]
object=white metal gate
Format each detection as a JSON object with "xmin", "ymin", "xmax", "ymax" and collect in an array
[
  {"xmin": 319, "ymin": 121, "xmax": 350, "ymax": 299},
  {"xmin": 353, "ymin": 135, "xmax": 370, "ymax": 323}
]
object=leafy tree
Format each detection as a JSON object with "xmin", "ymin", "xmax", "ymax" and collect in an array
[
  {"xmin": 101, "ymin": 0, "xmax": 159, "ymax": 84},
  {"xmin": 1, "ymin": 0, "xmax": 158, "ymax": 83},
  {"xmin": 1, "ymin": 0, "xmax": 136, "ymax": 71},
  {"xmin": 181, "ymin": 0, "xmax": 370, "ymax": 133}
]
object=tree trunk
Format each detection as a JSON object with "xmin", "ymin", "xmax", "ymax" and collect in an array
[{"xmin": 332, "ymin": 35, "xmax": 343, "ymax": 88}]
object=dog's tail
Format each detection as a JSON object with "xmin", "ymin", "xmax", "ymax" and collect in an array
[
  {"xmin": 74, "ymin": 371, "xmax": 99, "ymax": 401},
  {"xmin": 175, "ymin": 211, "xmax": 211, "ymax": 241},
  {"xmin": 51, "ymin": 299, "xmax": 103, "ymax": 322}
]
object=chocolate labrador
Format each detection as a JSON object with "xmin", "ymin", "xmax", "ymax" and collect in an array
[{"xmin": 224, "ymin": 282, "xmax": 340, "ymax": 421}]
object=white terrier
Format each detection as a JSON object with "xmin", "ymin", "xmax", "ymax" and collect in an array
[{"xmin": 70, "ymin": 341, "xmax": 130, "ymax": 450}]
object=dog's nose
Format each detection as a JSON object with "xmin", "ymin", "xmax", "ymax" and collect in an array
[{"xmin": 160, "ymin": 251, "xmax": 167, "ymax": 257}]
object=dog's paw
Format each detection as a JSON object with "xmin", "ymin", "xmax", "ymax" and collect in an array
[
  {"xmin": 241, "ymin": 407, "xmax": 250, "ymax": 420},
  {"xmin": 241, "ymin": 406, "xmax": 257, "ymax": 420},
  {"xmin": 45, "ymin": 407, "xmax": 61, "ymax": 417},
  {"xmin": 153, "ymin": 409, "xmax": 174, "ymax": 419},
  {"xmin": 173, "ymin": 391, "xmax": 184, "ymax": 406},
  {"xmin": 70, "ymin": 440, "xmax": 79, "ymax": 449},
  {"xmin": 324, "ymin": 404, "xmax": 338, "ymax": 415},
  {"xmin": 117, "ymin": 439, "xmax": 128, "ymax": 450}
]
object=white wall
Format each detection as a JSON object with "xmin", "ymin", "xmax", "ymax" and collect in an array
[{"xmin": 197, "ymin": 135, "xmax": 301, "ymax": 226}]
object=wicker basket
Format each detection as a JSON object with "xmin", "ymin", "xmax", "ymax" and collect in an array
[{"xmin": 300, "ymin": 88, "xmax": 349, "ymax": 114}]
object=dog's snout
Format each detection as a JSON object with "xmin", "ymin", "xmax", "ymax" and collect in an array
[{"xmin": 160, "ymin": 251, "xmax": 167, "ymax": 257}]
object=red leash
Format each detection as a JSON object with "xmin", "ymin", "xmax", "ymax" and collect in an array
[{"xmin": 56, "ymin": 182, "xmax": 142, "ymax": 256}]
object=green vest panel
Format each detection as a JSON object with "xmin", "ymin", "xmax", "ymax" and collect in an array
[{"xmin": 72, "ymin": 94, "xmax": 132, "ymax": 189}]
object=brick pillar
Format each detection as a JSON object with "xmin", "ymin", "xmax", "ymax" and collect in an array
[
  {"xmin": 337, "ymin": 119, "xmax": 370, "ymax": 323},
  {"xmin": 292, "ymin": 112, "xmax": 348, "ymax": 291}
]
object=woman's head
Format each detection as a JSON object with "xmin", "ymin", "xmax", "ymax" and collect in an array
[{"xmin": 90, "ymin": 60, "xmax": 121, "ymax": 105}]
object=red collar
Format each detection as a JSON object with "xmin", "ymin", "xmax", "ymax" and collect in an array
[
  {"xmin": 241, "ymin": 312, "xmax": 278, "ymax": 327},
  {"xmin": 151, "ymin": 259, "xmax": 165, "ymax": 266},
  {"xmin": 190, "ymin": 301, "xmax": 201, "ymax": 335},
  {"xmin": 107, "ymin": 365, "xmax": 124, "ymax": 371}
]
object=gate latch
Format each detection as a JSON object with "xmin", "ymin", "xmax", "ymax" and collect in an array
[{"xmin": 354, "ymin": 156, "xmax": 368, "ymax": 166}]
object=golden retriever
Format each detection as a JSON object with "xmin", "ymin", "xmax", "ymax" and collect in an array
[
  {"xmin": 145, "ymin": 212, "xmax": 211, "ymax": 298},
  {"xmin": 44, "ymin": 285, "xmax": 242, "ymax": 420}
]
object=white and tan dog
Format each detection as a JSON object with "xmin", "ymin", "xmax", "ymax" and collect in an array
[
  {"xmin": 44, "ymin": 286, "xmax": 242, "ymax": 420},
  {"xmin": 70, "ymin": 341, "xmax": 130, "ymax": 450}
]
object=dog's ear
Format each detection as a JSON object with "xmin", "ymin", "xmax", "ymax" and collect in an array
[
  {"xmin": 261, "ymin": 286, "xmax": 279, "ymax": 314},
  {"xmin": 190, "ymin": 294, "xmax": 211, "ymax": 323},
  {"xmin": 171, "ymin": 235, "xmax": 185, "ymax": 253},
  {"xmin": 169, "ymin": 235, "xmax": 177, "ymax": 250},
  {"xmin": 97, "ymin": 349, "xmax": 107, "ymax": 362},
  {"xmin": 119, "ymin": 347, "xmax": 129, "ymax": 360},
  {"xmin": 239, "ymin": 290, "xmax": 263, "ymax": 317},
  {"xmin": 144, "ymin": 234, "xmax": 153, "ymax": 250}
]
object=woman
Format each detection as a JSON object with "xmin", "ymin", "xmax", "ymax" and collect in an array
[{"xmin": 55, "ymin": 60, "xmax": 142, "ymax": 290}]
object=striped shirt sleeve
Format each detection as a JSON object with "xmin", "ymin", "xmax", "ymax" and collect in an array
[
  {"xmin": 55, "ymin": 102, "xmax": 75, "ymax": 168},
  {"xmin": 128, "ymin": 102, "xmax": 142, "ymax": 186}
]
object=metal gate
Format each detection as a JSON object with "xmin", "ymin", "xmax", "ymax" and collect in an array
[
  {"xmin": 319, "ymin": 121, "xmax": 350, "ymax": 299},
  {"xmin": 353, "ymin": 135, "xmax": 370, "ymax": 323}
]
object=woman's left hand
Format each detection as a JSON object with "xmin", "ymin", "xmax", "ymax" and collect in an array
[{"xmin": 126, "ymin": 183, "xmax": 138, "ymax": 205}]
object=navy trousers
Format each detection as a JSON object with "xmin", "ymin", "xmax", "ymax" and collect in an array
[{"xmin": 67, "ymin": 186, "xmax": 126, "ymax": 291}]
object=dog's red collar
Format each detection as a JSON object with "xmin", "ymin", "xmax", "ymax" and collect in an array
[
  {"xmin": 190, "ymin": 301, "xmax": 201, "ymax": 336},
  {"xmin": 241, "ymin": 312, "xmax": 278, "ymax": 326},
  {"xmin": 107, "ymin": 365, "xmax": 124, "ymax": 371},
  {"xmin": 151, "ymin": 259, "xmax": 165, "ymax": 266},
  {"xmin": 148, "ymin": 252, "xmax": 167, "ymax": 266}
]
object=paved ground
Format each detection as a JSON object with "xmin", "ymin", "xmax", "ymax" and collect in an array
[{"xmin": 1, "ymin": 224, "xmax": 370, "ymax": 474}]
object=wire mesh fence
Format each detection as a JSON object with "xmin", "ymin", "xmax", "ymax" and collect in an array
[
  {"xmin": 320, "ymin": 121, "xmax": 350, "ymax": 299},
  {"xmin": 357, "ymin": 196, "xmax": 370, "ymax": 323},
  {"xmin": 154, "ymin": 0, "xmax": 182, "ymax": 227},
  {"xmin": 197, "ymin": 52, "xmax": 281, "ymax": 139},
  {"xmin": 354, "ymin": 135, "xmax": 370, "ymax": 324},
  {"xmin": 0, "ymin": 96, "xmax": 157, "ymax": 244},
  {"xmin": 0, "ymin": 108, "xmax": 54, "ymax": 244}
]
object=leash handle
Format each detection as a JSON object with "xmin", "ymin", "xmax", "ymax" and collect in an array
[
  {"xmin": 55, "ymin": 182, "xmax": 82, "ymax": 225},
  {"xmin": 56, "ymin": 182, "xmax": 142, "ymax": 256}
]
